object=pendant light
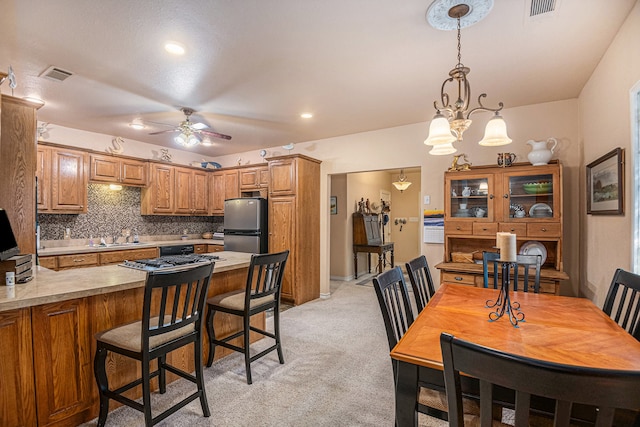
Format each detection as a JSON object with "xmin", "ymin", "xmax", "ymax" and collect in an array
[{"xmin": 392, "ymin": 170, "xmax": 412, "ymax": 192}]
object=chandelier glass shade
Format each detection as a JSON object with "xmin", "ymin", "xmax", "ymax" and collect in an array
[
  {"xmin": 392, "ymin": 170, "xmax": 412, "ymax": 192},
  {"xmin": 424, "ymin": 2, "xmax": 511, "ymax": 155}
]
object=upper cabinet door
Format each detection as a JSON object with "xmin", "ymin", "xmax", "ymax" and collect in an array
[
  {"xmin": 50, "ymin": 148, "xmax": 87, "ymax": 213},
  {"xmin": 445, "ymin": 172, "xmax": 497, "ymax": 222},
  {"xmin": 120, "ymin": 158, "xmax": 147, "ymax": 186},
  {"xmin": 89, "ymin": 154, "xmax": 119, "ymax": 182},
  {"xmin": 192, "ymin": 170, "xmax": 209, "ymax": 214},
  {"xmin": 269, "ymin": 159, "xmax": 296, "ymax": 196},
  {"xmin": 174, "ymin": 168, "xmax": 193, "ymax": 215}
]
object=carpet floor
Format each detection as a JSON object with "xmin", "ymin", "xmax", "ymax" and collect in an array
[{"xmin": 81, "ymin": 277, "xmax": 446, "ymax": 427}]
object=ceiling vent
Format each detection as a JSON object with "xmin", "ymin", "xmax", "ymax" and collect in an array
[
  {"xmin": 529, "ymin": 0, "xmax": 556, "ymax": 17},
  {"xmin": 39, "ymin": 66, "xmax": 73, "ymax": 82}
]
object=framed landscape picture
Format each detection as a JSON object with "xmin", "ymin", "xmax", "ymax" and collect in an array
[
  {"xmin": 586, "ymin": 147, "xmax": 624, "ymax": 215},
  {"xmin": 330, "ymin": 196, "xmax": 337, "ymax": 215}
]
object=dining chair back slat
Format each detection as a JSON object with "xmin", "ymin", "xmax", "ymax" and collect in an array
[
  {"xmin": 373, "ymin": 267, "xmax": 414, "ymax": 353},
  {"xmin": 603, "ymin": 268, "xmax": 640, "ymax": 340},
  {"xmin": 405, "ymin": 255, "xmax": 436, "ymax": 313},
  {"xmin": 482, "ymin": 251, "xmax": 542, "ymax": 293}
]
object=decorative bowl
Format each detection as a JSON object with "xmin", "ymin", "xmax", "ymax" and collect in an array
[
  {"xmin": 202, "ymin": 232, "xmax": 213, "ymax": 239},
  {"xmin": 522, "ymin": 182, "xmax": 552, "ymax": 194}
]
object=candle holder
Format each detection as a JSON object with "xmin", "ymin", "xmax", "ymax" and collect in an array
[{"xmin": 485, "ymin": 260, "xmax": 525, "ymax": 327}]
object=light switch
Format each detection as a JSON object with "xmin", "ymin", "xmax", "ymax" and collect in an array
[{"xmin": 424, "ymin": 195, "xmax": 430, "ymax": 205}]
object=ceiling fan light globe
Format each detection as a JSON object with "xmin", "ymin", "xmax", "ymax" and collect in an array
[
  {"xmin": 174, "ymin": 133, "xmax": 187, "ymax": 146},
  {"xmin": 186, "ymin": 134, "xmax": 200, "ymax": 147}
]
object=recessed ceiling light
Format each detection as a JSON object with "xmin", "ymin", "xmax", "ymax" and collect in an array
[
  {"xmin": 164, "ymin": 41, "xmax": 185, "ymax": 55},
  {"xmin": 23, "ymin": 96, "xmax": 45, "ymax": 106},
  {"xmin": 300, "ymin": 113, "xmax": 313, "ymax": 119},
  {"xmin": 128, "ymin": 119, "xmax": 145, "ymax": 130}
]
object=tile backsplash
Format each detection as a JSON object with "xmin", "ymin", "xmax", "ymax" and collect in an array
[{"xmin": 38, "ymin": 184, "xmax": 223, "ymax": 240}]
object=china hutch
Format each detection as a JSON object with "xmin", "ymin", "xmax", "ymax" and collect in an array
[{"xmin": 435, "ymin": 161, "xmax": 569, "ymax": 294}]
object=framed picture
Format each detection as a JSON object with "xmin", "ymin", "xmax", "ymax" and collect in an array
[
  {"xmin": 586, "ymin": 147, "xmax": 624, "ymax": 215},
  {"xmin": 330, "ymin": 196, "xmax": 337, "ymax": 215}
]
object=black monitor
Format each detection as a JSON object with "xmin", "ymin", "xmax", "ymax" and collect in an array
[{"xmin": 0, "ymin": 209, "xmax": 20, "ymax": 261}]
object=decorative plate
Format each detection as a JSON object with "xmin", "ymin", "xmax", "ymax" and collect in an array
[
  {"xmin": 201, "ymin": 161, "xmax": 222, "ymax": 169},
  {"xmin": 519, "ymin": 241, "xmax": 547, "ymax": 265},
  {"xmin": 529, "ymin": 203, "xmax": 552, "ymax": 218}
]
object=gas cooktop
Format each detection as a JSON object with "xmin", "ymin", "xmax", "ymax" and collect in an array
[{"xmin": 120, "ymin": 254, "xmax": 219, "ymax": 271}]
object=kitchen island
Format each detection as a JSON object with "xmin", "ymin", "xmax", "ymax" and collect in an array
[{"xmin": 0, "ymin": 251, "xmax": 261, "ymax": 427}]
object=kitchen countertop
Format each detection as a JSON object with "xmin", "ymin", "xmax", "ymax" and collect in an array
[
  {"xmin": 0, "ymin": 251, "xmax": 250, "ymax": 313},
  {"xmin": 38, "ymin": 238, "xmax": 224, "ymax": 256}
]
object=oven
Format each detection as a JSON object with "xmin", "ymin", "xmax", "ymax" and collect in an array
[{"xmin": 159, "ymin": 245, "xmax": 195, "ymax": 256}]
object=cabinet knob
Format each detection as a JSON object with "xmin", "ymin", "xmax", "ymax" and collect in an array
[
  {"xmin": 456, "ymin": 226, "xmax": 461, "ymax": 230},
  {"xmin": 503, "ymin": 194, "xmax": 509, "ymax": 199},
  {"xmin": 482, "ymin": 228, "xmax": 488, "ymax": 231},
  {"xmin": 541, "ymin": 228, "xmax": 547, "ymax": 232},
  {"xmin": 73, "ymin": 258, "xmax": 85, "ymax": 262},
  {"xmin": 454, "ymin": 276, "xmax": 463, "ymax": 281},
  {"xmin": 489, "ymin": 194, "xmax": 494, "ymax": 199}
]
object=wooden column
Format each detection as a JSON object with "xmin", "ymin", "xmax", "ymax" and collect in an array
[{"xmin": 0, "ymin": 94, "xmax": 41, "ymax": 254}]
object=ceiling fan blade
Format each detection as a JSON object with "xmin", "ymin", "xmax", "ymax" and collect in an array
[
  {"xmin": 192, "ymin": 122, "xmax": 208, "ymax": 130},
  {"xmin": 144, "ymin": 120, "xmax": 176, "ymax": 128},
  {"xmin": 198, "ymin": 129, "xmax": 232, "ymax": 140},
  {"xmin": 148, "ymin": 129, "xmax": 178, "ymax": 135}
]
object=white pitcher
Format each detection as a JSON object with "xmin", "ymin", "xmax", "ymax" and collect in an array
[{"xmin": 526, "ymin": 137, "xmax": 557, "ymax": 166}]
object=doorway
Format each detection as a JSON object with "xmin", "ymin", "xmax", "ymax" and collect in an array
[{"xmin": 328, "ymin": 168, "xmax": 421, "ymax": 282}]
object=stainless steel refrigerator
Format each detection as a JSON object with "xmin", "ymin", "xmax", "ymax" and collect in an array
[{"xmin": 223, "ymin": 197, "xmax": 268, "ymax": 253}]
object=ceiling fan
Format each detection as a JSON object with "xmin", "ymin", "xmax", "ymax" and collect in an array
[{"xmin": 149, "ymin": 107, "xmax": 232, "ymax": 147}]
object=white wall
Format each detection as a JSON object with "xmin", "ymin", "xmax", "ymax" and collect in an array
[
  {"xmin": 578, "ymin": 1, "xmax": 640, "ymax": 305},
  {"xmin": 215, "ymin": 98, "xmax": 582, "ymax": 298}
]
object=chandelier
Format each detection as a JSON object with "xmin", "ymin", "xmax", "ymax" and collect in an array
[
  {"xmin": 392, "ymin": 170, "xmax": 412, "ymax": 192},
  {"xmin": 424, "ymin": 1, "xmax": 511, "ymax": 155}
]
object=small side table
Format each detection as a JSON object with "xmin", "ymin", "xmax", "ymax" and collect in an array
[{"xmin": 353, "ymin": 242, "xmax": 394, "ymax": 279}]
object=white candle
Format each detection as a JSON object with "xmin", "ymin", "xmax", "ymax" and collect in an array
[{"xmin": 501, "ymin": 233, "xmax": 517, "ymax": 262}]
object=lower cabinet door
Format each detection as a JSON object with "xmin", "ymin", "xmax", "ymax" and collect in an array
[
  {"xmin": 269, "ymin": 196, "xmax": 296, "ymax": 301},
  {"xmin": 0, "ymin": 308, "xmax": 37, "ymax": 427},
  {"xmin": 32, "ymin": 298, "xmax": 92, "ymax": 426}
]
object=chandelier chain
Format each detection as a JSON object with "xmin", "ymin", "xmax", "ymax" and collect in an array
[{"xmin": 456, "ymin": 17, "xmax": 462, "ymax": 67}]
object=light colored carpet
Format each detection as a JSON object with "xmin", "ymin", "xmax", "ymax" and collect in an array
[{"xmin": 81, "ymin": 279, "xmax": 446, "ymax": 426}]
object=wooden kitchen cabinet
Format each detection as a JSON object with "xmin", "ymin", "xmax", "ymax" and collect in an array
[
  {"xmin": 436, "ymin": 161, "xmax": 568, "ymax": 294},
  {"xmin": 239, "ymin": 164, "xmax": 269, "ymax": 198},
  {"xmin": 0, "ymin": 95, "xmax": 40, "ymax": 254},
  {"xmin": 141, "ymin": 162, "xmax": 174, "ymax": 214},
  {"xmin": 89, "ymin": 154, "xmax": 147, "ymax": 186},
  {"xmin": 40, "ymin": 247, "xmax": 159, "ymax": 271},
  {"xmin": 0, "ymin": 308, "xmax": 37, "ymax": 427},
  {"xmin": 98, "ymin": 247, "xmax": 158, "ymax": 265},
  {"xmin": 32, "ymin": 298, "xmax": 92, "ymax": 426},
  {"xmin": 211, "ymin": 169, "xmax": 239, "ymax": 215},
  {"xmin": 37, "ymin": 144, "xmax": 89, "ymax": 214},
  {"xmin": 268, "ymin": 154, "xmax": 321, "ymax": 305},
  {"xmin": 174, "ymin": 167, "xmax": 209, "ymax": 215}
]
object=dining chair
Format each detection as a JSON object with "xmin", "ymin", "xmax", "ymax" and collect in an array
[
  {"xmin": 205, "ymin": 250, "xmax": 289, "ymax": 384},
  {"xmin": 94, "ymin": 262, "xmax": 214, "ymax": 427},
  {"xmin": 405, "ymin": 255, "xmax": 436, "ymax": 313},
  {"xmin": 482, "ymin": 251, "xmax": 542, "ymax": 293},
  {"xmin": 440, "ymin": 332, "xmax": 640, "ymax": 427},
  {"xmin": 373, "ymin": 267, "xmax": 479, "ymax": 421},
  {"xmin": 602, "ymin": 268, "xmax": 640, "ymax": 341}
]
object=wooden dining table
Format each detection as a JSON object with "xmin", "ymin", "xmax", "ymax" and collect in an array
[{"xmin": 390, "ymin": 283, "xmax": 640, "ymax": 427}]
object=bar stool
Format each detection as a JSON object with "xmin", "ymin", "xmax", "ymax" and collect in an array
[
  {"xmin": 93, "ymin": 262, "xmax": 214, "ymax": 426},
  {"xmin": 205, "ymin": 250, "xmax": 289, "ymax": 384}
]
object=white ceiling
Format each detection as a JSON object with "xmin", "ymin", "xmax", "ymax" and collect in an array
[{"xmin": 0, "ymin": 0, "xmax": 636, "ymax": 156}]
